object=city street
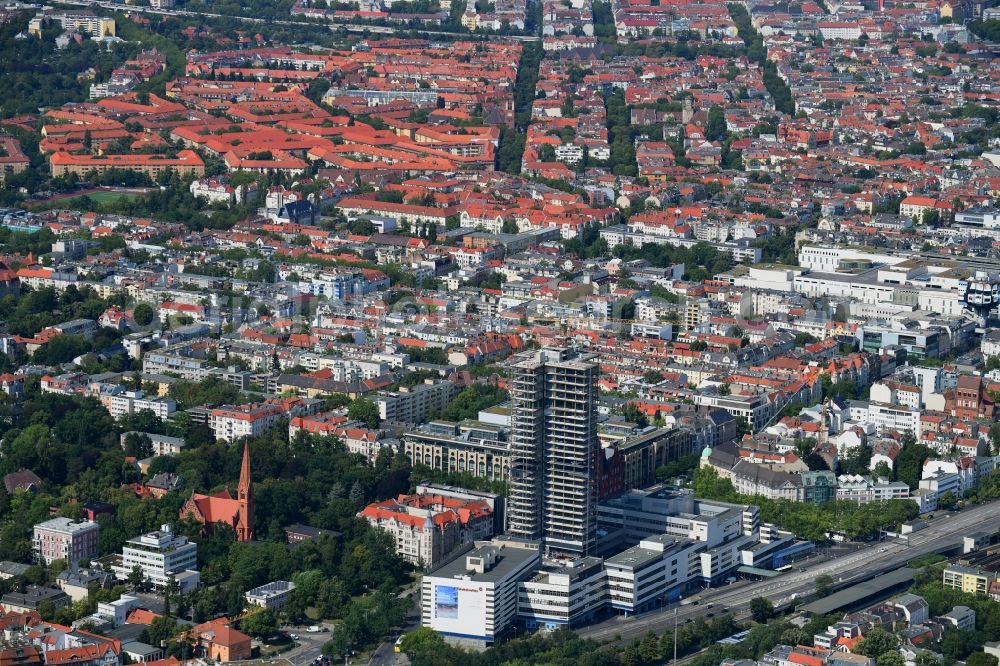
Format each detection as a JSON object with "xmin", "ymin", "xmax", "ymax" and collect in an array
[
  {"xmin": 270, "ymin": 624, "xmax": 333, "ymax": 666},
  {"xmin": 47, "ymin": 0, "xmax": 541, "ymax": 41},
  {"xmin": 367, "ymin": 590, "xmax": 420, "ymax": 666}
]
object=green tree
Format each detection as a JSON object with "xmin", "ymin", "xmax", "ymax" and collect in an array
[
  {"xmin": 128, "ymin": 565, "xmax": 145, "ymax": 590},
  {"xmin": 938, "ymin": 490, "xmax": 958, "ymax": 510},
  {"xmin": 815, "ymin": 574, "xmax": 834, "ymax": 597},
  {"xmin": 643, "ymin": 370, "xmax": 663, "ymax": 383},
  {"xmin": 856, "ymin": 627, "xmax": 899, "ymax": 657},
  {"xmin": 914, "ymin": 652, "xmax": 942, "ymax": 666},
  {"xmin": 240, "ymin": 609, "xmax": 278, "ymax": 637},
  {"xmin": 990, "ymin": 422, "xmax": 1000, "ymax": 455},
  {"xmin": 967, "ymin": 654, "xmax": 999, "ymax": 666},
  {"xmin": 706, "ymin": 105, "xmax": 728, "ymax": 142},
  {"xmin": 878, "ymin": 652, "xmax": 906, "ymax": 666},
  {"xmin": 941, "ymin": 630, "xmax": 983, "ymax": 660},
  {"xmin": 348, "ymin": 481, "xmax": 365, "ymax": 505},
  {"xmin": 638, "ymin": 631, "xmax": 662, "ymax": 663},
  {"xmin": 347, "ymin": 398, "xmax": 379, "ymax": 429},
  {"xmin": 750, "ymin": 597, "xmax": 774, "ymax": 623},
  {"xmin": 133, "ymin": 303, "xmax": 156, "ymax": 327},
  {"xmin": 142, "ymin": 616, "xmax": 180, "ymax": 646},
  {"xmin": 896, "ymin": 443, "xmax": 933, "ymax": 490},
  {"xmin": 399, "ymin": 627, "xmax": 448, "ymax": 658}
]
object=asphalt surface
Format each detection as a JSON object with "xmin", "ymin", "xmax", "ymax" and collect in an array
[
  {"xmin": 52, "ymin": 0, "xmax": 541, "ymax": 40},
  {"xmin": 577, "ymin": 501, "xmax": 1000, "ymax": 644},
  {"xmin": 275, "ymin": 623, "xmax": 334, "ymax": 665},
  {"xmin": 368, "ymin": 590, "xmax": 420, "ymax": 666}
]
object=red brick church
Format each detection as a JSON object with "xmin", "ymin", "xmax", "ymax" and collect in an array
[{"xmin": 180, "ymin": 442, "xmax": 255, "ymax": 541}]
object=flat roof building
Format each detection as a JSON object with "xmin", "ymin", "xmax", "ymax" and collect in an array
[
  {"xmin": 518, "ymin": 557, "xmax": 606, "ymax": 630},
  {"xmin": 112, "ymin": 524, "xmax": 199, "ymax": 592},
  {"xmin": 245, "ymin": 581, "xmax": 296, "ymax": 611},
  {"xmin": 421, "ymin": 538, "xmax": 540, "ymax": 648},
  {"xmin": 603, "ymin": 535, "xmax": 702, "ymax": 616}
]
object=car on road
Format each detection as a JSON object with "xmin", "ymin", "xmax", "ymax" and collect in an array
[{"xmin": 289, "ymin": 634, "xmax": 299, "ymax": 640}]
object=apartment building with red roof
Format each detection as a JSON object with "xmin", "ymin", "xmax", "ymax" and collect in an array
[
  {"xmin": 207, "ymin": 396, "xmax": 315, "ymax": 442},
  {"xmin": 49, "ymin": 151, "xmax": 204, "ymax": 179},
  {"xmin": 358, "ymin": 493, "xmax": 493, "ymax": 567},
  {"xmin": 0, "ymin": 137, "xmax": 30, "ymax": 183}
]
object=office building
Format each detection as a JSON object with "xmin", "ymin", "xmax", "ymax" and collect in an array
[
  {"xmin": 597, "ymin": 487, "xmax": 755, "ymax": 546},
  {"xmin": 508, "ymin": 348, "xmax": 600, "ymax": 555},
  {"xmin": 403, "ymin": 420, "xmax": 512, "ymax": 484},
  {"xmin": 603, "ymin": 535, "xmax": 702, "ymax": 615},
  {"xmin": 112, "ymin": 525, "xmax": 199, "ymax": 591},
  {"xmin": 518, "ymin": 557, "xmax": 606, "ymax": 629},
  {"xmin": 421, "ymin": 538, "xmax": 541, "ymax": 647}
]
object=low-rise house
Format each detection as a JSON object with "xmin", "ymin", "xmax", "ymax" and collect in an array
[
  {"xmin": 245, "ymin": 581, "xmax": 295, "ymax": 611},
  {"xmin": 0, "ymin": 586, "xmax": 72, "ymax": 613},
  {"xmin": 189, "ymin": 618, "xmax": 252, "ymax": 663},
  {"xmin": 56, "ymin": 568, "xmax": 113, "ymax": 603}
]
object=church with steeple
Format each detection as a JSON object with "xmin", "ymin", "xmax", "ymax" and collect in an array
[{"xmin": 180, "ymin": 442, "xmax": 254, "ymax": 541}]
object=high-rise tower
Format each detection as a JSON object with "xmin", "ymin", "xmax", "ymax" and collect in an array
[{"xmin": 507, "ymin": 347, "xmax": 599, "ymax": 555}]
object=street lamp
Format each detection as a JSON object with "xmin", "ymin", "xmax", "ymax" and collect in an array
[{"xmin": 672, "ymin": 607, "xmax": 678, "ymax": 666}]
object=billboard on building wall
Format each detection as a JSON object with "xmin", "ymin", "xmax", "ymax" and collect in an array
[
  {"xmin": 434, "ymin": 585, "xmax": 459, "ymax": 619},
  {"xmin": 430, "ymin": 580, "xmax": 488, "ymax": 638}
]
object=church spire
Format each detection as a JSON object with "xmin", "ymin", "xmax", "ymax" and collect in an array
[
  {"xmin": 238, "ymin": 440, "xmax": 251, "ymax": 496},
  {"xmin": 236, "ymin": 441, "xmax": 254, "ymax": 541}
]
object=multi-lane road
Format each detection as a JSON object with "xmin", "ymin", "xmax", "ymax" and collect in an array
[
  {"xmin": 50, "ymin": 0, "xmax": 541, "ymax": 41},
  {"xmin": 578, "ymin": 501, "xmax": 1000, "ymax": 644}
]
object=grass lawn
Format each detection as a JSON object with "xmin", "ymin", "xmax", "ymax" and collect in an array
[
  {"xmin": 29, "ymin": 190, "xmax": 143, "ymax": 210},
  {"xmin": 88, "ymin": 190, "xmax": 143, "ymax": 203}
]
